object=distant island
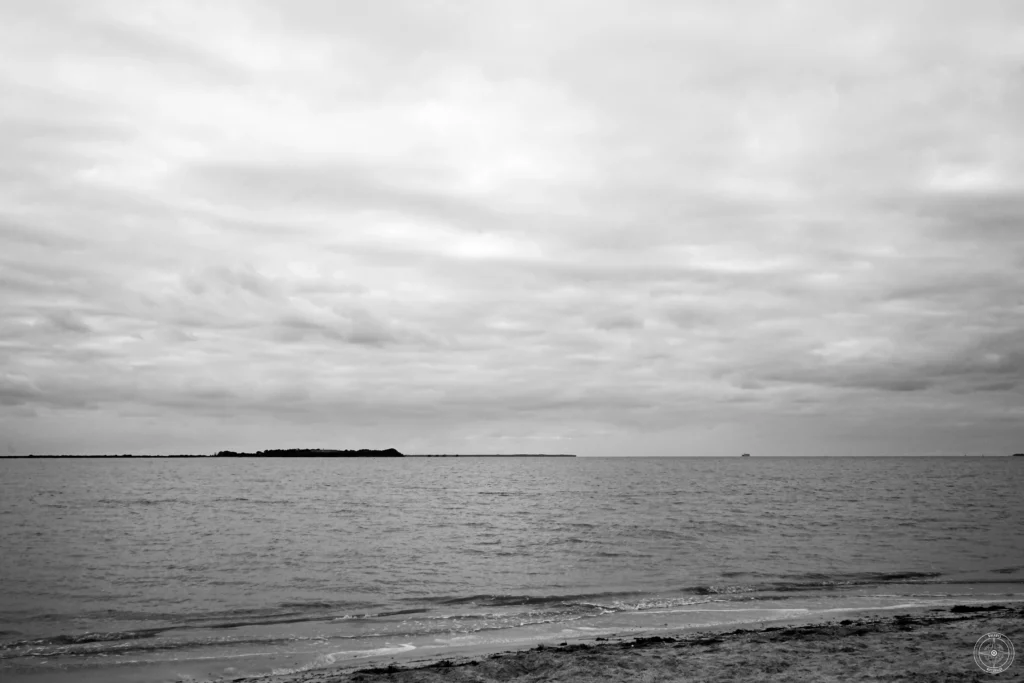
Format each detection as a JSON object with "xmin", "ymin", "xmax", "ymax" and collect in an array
[
  {"xmin": 4, "ymin": 450, "xmax": 580, "ymax": 458},
  {"xmin": 1014, "ymin": 453, "xmax": 1024, "ymax": 457},
  {"xmin": 6, "ymin": 449, "xmax": 405, "ymax": 458},
  {"xmin": 214, "ymin": 448, "xmax": 404, "ymax": 457}
]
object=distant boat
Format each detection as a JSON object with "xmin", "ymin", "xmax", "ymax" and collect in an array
[{"xmin": 741, "ymin": 453, "xmax": 750, "ymax": 457}]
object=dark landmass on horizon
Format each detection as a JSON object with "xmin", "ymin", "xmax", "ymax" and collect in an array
[
  {"xmin": 3, "ymin": 450, "xmax": 579, "ymax": 458},
  {"xmin": 215, "ymin": 448, "xmax": 405, "ymax": 457},
  {"xmin": 4, "ymin": 452, "xmax": 1019, "ymax": 458},
  {"xmin": 2, "ymin": 449, "xmax": 406, "ymax": 458}
]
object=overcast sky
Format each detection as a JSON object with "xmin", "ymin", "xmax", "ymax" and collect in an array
[{"xmin": 2, "ymin": 1, "xmax": 1022, "ymax": 456}]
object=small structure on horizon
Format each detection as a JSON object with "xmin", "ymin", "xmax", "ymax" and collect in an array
[{"xmin": 741, "ymin": 453, "xmax": 751, "ymax": 457}]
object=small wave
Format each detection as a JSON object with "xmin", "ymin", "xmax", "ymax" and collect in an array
[
  {"xmin": 591, "ymin": 596, "xmax": 720, "ymax": 612},
  {"xmin": 770, "ymin": 571, "xmax": 944, "ymax": 592},
  {"xmin": 853, "ymin": 571, "xmax": 943, "ymax": 582},
  {"xmin": 683, "ymin": 570, "xmax": 948, "ymax": 597},
  {"xmin": 0, "ymin": 633, "xmax": 315, "ymax": 660},
  {"xmin": 413, "ymin": 590, "xmax": 723, "ymax": 617},
  {"xmin": 221, "ymin": 499, "xmax": 294, "ymax": 506},
  {"xmin": 719, "ymin": 594, "xmax": 802, "ymax": 603},
  {"xmin": 420, "ymin": 613, "xmax": 491, "ymax": 622},
  {"xmin": 991, "ymin": 565, "xmax": 1024, "ymax": 575},
  {"xmin": 327, "ymin": 608, "xmax": 431, "ymax": 622},
  {"xmin": 426, "ymin": 590, "xmax": 638, "ymax": 608},
  {"xmin": 374, "ymin": 608, "xmax": 430, "ymax": 618},
  {"xmin": 203, "ymin": 615, "xmax": 326, "ymax": 630},
  {"xmin": 415, "ymin": 595, "xmax": 717, "ymax": 618},
  {"xmin": 175, "ymin": 600, "xmax": 379, "ymax": 628},
  {"xmin": 95, "ymin": 498, "xmax": 186, "ymax": 507},
  {"xmin": 277, "ymin": 600, "xmax": 341, "ymax": 610},
  {"xmin": 91, "ymin": 497, "xmax": 295, "ymax": 508},
  {"xmin": 0, "ymin": 628, "xmax": 171, "ymax": 651},
  {"xmin": 685, "ymin": 585, "xmax": 760, "ymax": 596},
  {"xmin": 1, "ymin": 601, "xmax": 389, "ymax": 654}
]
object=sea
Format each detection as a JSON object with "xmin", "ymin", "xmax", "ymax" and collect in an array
[{"xmin": 1, "ymin": 456, "xmax": 1022, "ymax": 682}]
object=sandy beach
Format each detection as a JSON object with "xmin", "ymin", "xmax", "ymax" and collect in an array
[{"xmin": 228, "ymin": 604, "xmax": 1023, "ymax": 683}]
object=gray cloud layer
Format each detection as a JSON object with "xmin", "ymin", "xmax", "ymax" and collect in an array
[{"xmin": 2, "ymin": 0, "xmax": 1023, "ymax": 455}]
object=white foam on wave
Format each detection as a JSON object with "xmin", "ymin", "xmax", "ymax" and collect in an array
[
  {"xmin": 328, "ymin": 643, "xmax": 416, "ymax": 660},
  {"xmin": 267, "ymin": 644, "xmax": 415, "ymax": 677},
  {"xmin": 438, "ymin": 634, "xmax": 484, "ymax": 645},
  {"xmin": 813, "ymin": 599, "xmax": 1023, "ymax": 615},
  {"xmin": 642, "ymin": 607, "xmax": 810, "ymax": 614}
]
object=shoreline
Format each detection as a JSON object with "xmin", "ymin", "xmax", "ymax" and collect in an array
[{"xmin": 233, "ymin": 603, "xmax": 1023, "ymax": 683}]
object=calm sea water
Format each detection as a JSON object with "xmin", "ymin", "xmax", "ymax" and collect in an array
[{"xmin": 1, "ymin": 456, "xmax": 1022, "ymax": 682}]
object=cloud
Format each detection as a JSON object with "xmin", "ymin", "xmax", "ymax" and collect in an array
[
  {"xmin": 1, "ymin": 0, "xmax": 1023, "ymax": 455},
  {"xmin": 0, "ymin": 375, "xmax": 43, "ymax": 407}
]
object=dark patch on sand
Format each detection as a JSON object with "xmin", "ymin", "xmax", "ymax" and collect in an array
[{"xmin": 950, "ymin": 604, "xmax": 1007, "ymax": 613}]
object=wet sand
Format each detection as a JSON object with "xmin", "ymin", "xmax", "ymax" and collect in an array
[{"xmin": 226, "ymin": 603, "xmax": 1023, "ymax": 683}]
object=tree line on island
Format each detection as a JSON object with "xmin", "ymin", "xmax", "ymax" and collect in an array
[
  {"xmin": 211, "ymin": 450, "xmax": 577, "ymax": 457},
  {"xmin": 8, "ymin": 449, "xmax": 578, "ymax": 457},
  {"xmin": 214, "ymin": 448, "xmax": 405, "ymax": 457}
]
